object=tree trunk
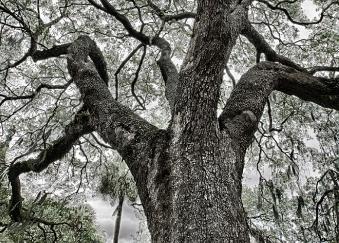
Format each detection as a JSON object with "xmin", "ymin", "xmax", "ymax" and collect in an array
[
  {"xmin": 143, "ymin": 1, "xmax": 251, "ymax": 241},
  {"xmin": 113, "ymin": 191, "xmax": 124, "ymax": 243}
]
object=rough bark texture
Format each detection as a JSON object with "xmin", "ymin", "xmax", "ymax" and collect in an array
[
  {"xmin": 166, "ymin": 1, "xmax": 251, "ymax": 242},
  {"xmin": 7, "ymin": 0, "xmax": 339, "ymax": 242}
]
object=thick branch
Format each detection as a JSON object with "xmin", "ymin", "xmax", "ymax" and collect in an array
[
  {"xmin": 67, "ymin": 34, "xmax": 159, "ymax": 168},
  {"xmin": 219, "ymin": 61, "xmax": 339, "ymax": 151},
  {"xmin": 32, "ymin": 44, "xmax": 70, "ymax": 61},
  {"xmin": 67, "ymin": 36, "xmax": 166, "ymax": 224},
  {"xmin": 32, "ymin": 42, "xmax": 109, "ymax": 85},
  {"xmin": 8, "ymin": 110, "xmax": 94, "ymax": 221}
]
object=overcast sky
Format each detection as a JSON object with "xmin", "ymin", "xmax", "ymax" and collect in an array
[{"xmin": 88, "ymin": 197, "xmax": 149, "ymax": 243}]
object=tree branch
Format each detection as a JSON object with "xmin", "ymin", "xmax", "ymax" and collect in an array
[
  {"xmin": 0, "ymin": 79, "xmax": 72, "ymax": 107},
  {"xmin": 147, "ymin": 0, "xmax": 196, "ymax": 22},
  {"xmin": 67, "ymin": 36, "xmax": 169, "ymax": 221},
  {"xmin": 31, "ymin": 44, "xmax": 70, "ymax": 61},
  {"xmin": 241, "ymin": 21, "xmax": 305, "ymax": 71},
  {"xmin": 114, "ymin": 44, "xmax": 144, "ymax": 100},
  {"xmin": 87, "ymin": 0, "xmax": 179, "ymax": 110},
  {"xmin": 219, "ymin": 61, "xmax": 339, "ymax": 152},
  {"xmin": 66, "ymin": 34, "xmax": 159, "ymax": 169},
  {"xmin": 257, "ymin": 0, "xmax": 339, "ymax": 26},
  {"xmin": 308, "ymin": 66, "xmax": 339, "ymax": 75},
  {"xmin": 91, "ymin": 0, "xmax": 149, "ymax": 43},
  {"xmin": 8, "ymin": 109, "xmax": 94, "ymax": 221}
]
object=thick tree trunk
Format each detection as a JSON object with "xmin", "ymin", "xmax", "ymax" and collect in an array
[
  {"xmin": 166, "ymin": 135, "xmax": 249, "ymax": 242},
  {"xmin": 145, "ymin": 1, "xmax": 251, "ymax": 242}
]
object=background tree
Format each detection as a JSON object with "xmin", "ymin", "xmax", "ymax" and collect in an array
[
  {"xmin": 0, "ymin": 0, "xmax": 338, "ymax": 242},
  {"xmin": 98, "ymin": 160, "xmax": 139, "ymax": 243}
]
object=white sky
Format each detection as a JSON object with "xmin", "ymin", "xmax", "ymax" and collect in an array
[{"xmin": 88, "ymin": 197, "xmax": 147, "ymax": 243}]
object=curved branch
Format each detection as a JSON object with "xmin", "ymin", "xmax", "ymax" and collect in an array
[
  {"xmin": 32, "ymin": 41, "xmax": 109, "ymax": 85},
  {"xmin": 131, "ymin": 45, "xmax": 147, "ymax": 110},
  {"xmin": 8, "ymin": 109, "xmax": 94, "ymax": 221},
  {"xmin": 219, "ymin": 61, "xmax": 339, "ymax": 151},
  {"xmin": 114, "ymin": 44, "xmax": 144, "ymax": 100},
  {"xmin": 88, "ymin": 0, "xmax": 149, "ymax": 43},
  {"xmin": 67, "ymin": 34, "xmax": 159, "ymax": 167},
  {"xmin": 241, "ymin": 21, "xmax": 305, "ymax": 71},
  {"xmin": 257, "ymin": 0, "xmax": 339, "ymax": 26},
  {"xmin": 67, "ymin": 36, "xmax": 167, "ymax": 223},
  {"xmin": 87, "ymin": 0, "xmax": 179, "ymax": 109}
]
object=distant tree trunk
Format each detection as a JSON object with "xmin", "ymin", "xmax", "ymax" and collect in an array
[{"xmin": 113, "ymin": 191, "xmax": 124, "ymax": 243}]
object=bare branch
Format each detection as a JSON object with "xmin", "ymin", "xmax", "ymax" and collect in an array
[
  {"xmin": 308, "ymin": 66, "xmax": 339, "ymax": 75},
  {"xmin": 87, "ymin": 0, "xmax": 179, "ymax": 109},
  {"xmin": 8, "ymin": 109, "xmax": 94, "ymax": 221},
  {"xmin": 131, "ymin": 45, "xmax": 147, "ymax": 110},
  {"xmin": 114, "ymin": 44, "xmax": 144, "ymax": 100},
  {"xmin": 225, "ymin": 65, "xmax": 236, "ymax": 87},
  {"xmin": 241, "ymin": 21, "xmax": 305, "ymax": 71},
  {"xmin": 31, "ymin": 44, "xmax": 71, "ymax": 61},
  {"xmin": 0, "ymin": 79, "xmax": 72, "ymax": 107},
  {"xmin": 147, "ymin": 0, "xmax": 196, "ymax": 22},
  {"xmin": 257, "ymin": 0, "xmax": 339, "ymax": 26}
]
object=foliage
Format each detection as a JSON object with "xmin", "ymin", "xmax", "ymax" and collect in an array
[{"xmin": 0, "ymin": 126, "xmax": 103, "ymax": 242}]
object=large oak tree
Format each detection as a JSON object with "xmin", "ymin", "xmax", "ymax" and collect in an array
[{"xmin": 1, "ymin": 0, "xmax": 339, "ymax": 242}]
